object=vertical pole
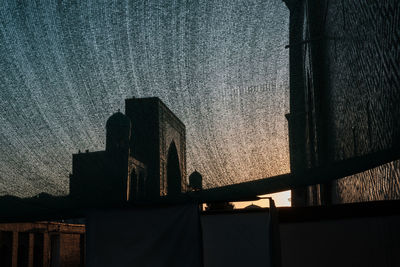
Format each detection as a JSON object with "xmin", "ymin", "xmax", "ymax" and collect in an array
[
  {"xmin": 12, "ymin": 232, "xmax": 18, "ymax": 267},
  {"xmin": 43, "ymin": 233, "xmax": 49, "ymax": 267},
  {"xmin": 286, "ymin": 0, "xmax": 309, "ymax": 207},
  {"xmin": 268, "ymin": 198, "xmax": 281, "ymax": 267},
  {"xmin": 28, "ymin": 233, "xmax": 34, "ymax": 267}
]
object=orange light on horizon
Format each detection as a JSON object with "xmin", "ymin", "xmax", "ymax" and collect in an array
[{"xmin": 232, "ymin": 190, "xmax": 291, "ymax": 209}]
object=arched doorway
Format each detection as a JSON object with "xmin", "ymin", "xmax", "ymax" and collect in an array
[
  {"xmin": 167, "ymin": 141, "xmax": 181, "ymax": 196},
  {"xmin": 129, "ymin": 168, "xmax": 146, "ymax": 200}
]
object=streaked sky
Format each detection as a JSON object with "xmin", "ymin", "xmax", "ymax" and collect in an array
[{"xmin": 0, "ymin": 0, "xmax": 290, "ymax": 197}]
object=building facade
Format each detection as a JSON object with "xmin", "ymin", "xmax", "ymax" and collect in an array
[
  {"xmin": 0, "ymin": 222, "xmax": 85, "ymax": 267},
  {"xmin": 69, "ymin": 97, "xmax": 187, "ymax": 203}
]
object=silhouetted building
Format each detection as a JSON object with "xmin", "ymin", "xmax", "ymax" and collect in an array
[
  {"xmin": 244, "ymin": 204, "xmax": 262, "ymax": 210},
  {"xmin": 205, "ymin": 202, "xmax": 235, "ymax": 211},
  {"xmin": 0, "ymin": 222, "xmax": 85, "ymax": 267},
  {"xmin": 69, "ymin": 97, "xmax": 187, "ymax": 203}
]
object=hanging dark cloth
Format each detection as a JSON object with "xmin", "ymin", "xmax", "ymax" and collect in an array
[{"xmin": 86, "ymin": 204, "xmax": 202, "ymax": 267}]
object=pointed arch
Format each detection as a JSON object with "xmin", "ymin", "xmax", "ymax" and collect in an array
[
  {"xmin": 167, "ymin": 141, "xmax": 182, "ymax": 196},
  {"xmin": 129, "ymin": 168, "xmax": 146, "ymax": 200}
]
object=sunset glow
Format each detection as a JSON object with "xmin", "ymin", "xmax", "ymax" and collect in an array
[{"xmin": 233, "ymin": 190, "xmax": 291, "ymax": 209}]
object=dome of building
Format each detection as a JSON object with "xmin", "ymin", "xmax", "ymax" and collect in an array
[
  {"xmin": 105, "ymin": 110, "xmax": 131, "ymax": 153},
  {"xmin": 244, "ymin": 203, "xmax": 262, "ymax": 210},
  {"xmin": 189, "ymin": 170, "xmax": 202, "ymax": 191},
  {"xmin": 106, "ymin": 110, "xmax": 131, "ymax": 129}
]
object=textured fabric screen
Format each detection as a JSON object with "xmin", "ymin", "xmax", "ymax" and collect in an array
[
  {"xmin": 286, "ymin": 0, "xmax": 400, "ymax": 205},
  {"xmin": 0, "ymin": 0, "xmax": 290, "ymax": 197}
]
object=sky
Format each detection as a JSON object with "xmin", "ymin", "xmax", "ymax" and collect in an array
[
  {"xmin": 0, "ymin": 0, "xmax": 290, "ymax": 198},
  {"xmin": 234, "ymin": 192, "xmax": 291, "ymax": 209}
]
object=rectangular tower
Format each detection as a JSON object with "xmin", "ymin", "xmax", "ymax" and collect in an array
[{"xmin": 125, "ymin": 97, "xmax": 187, "ymax": 198}]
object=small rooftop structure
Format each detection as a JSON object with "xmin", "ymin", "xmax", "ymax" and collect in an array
[{"xmin": 189, "ymin": 170, "xmax": 203, "ymax": 191}]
